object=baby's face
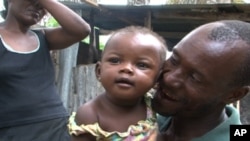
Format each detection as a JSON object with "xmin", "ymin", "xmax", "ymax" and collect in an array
[{"xmin": 97, "ymin": 33, "xmax": 163, "ymax": 104}]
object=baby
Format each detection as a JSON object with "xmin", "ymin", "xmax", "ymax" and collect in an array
[{"xmin": 68, "ymin": 26, "xmax": 167, "ymax": 141}]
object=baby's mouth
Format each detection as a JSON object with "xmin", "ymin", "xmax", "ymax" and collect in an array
[{"xmin": 115, "ymin": 78, "xmax": 135, "ymax": 87}]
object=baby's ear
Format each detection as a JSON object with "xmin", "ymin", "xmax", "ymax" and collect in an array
[
  {"xmin": 95, "ymin": 61, "xmax": 101, "ymax": 80},
  {"xmin": 224, "ymin": 86, "xmax": 249, "ymax": 104}
]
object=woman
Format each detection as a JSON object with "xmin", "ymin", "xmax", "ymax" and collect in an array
[{"xmin": 0, "ymin": 0, "xmax": 90, "ymax": 140}]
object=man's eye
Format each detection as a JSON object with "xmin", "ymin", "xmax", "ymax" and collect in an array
[
  {"xmin": 169, "ymin": 57, "xmax": 177, "ymax": 66},
  {"xmin": 190, "ymin": 74, "xmax": 201, "ymax": 83}
]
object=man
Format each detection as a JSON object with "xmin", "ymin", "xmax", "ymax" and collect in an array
[{"xmin": 152, "ymin": 20, "xmax": 250, "ymax": 141}]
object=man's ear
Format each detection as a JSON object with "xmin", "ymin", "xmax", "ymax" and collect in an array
[
  {"xmin": 155, "ymin": 69, "xmax": 162, "ymax": 82},
  {"xmin": 95, "ymin": 61, "xmax": 101, "ymax": 81},
  {"xmin": 224, "ymin": 86, "xmax": 250, "ymax": 104},
  {"xmin": 153, "ymin": 69, "xmax": 165, "ymax": 90}
]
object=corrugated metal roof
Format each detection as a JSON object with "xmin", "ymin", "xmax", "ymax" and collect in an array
[{"xmin": 62, "ymin": 1, "xmax": 250, "ymax": 49}]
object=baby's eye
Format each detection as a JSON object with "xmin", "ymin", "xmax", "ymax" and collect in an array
[
  {"xmin": 137, "ymin": 62, "xmax": 149, "ymax": 69},
  {"xmin": 108, "ymin": 57, "xmax": 120, "ymax": 64}
]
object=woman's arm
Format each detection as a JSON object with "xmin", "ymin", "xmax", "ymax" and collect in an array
[{"xmin": 39, "ymin": 0, "xmax": 90, "ymax": 50}]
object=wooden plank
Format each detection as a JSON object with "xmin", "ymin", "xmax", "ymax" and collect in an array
[
  {"xmin": 144, "ymin": 10, "xmax": 152, "ymax": 29},
  {"xmin": 158, "ymin": 31, "xmax": 188, "ymax": 39},
  {"xmin": 70, "ymin": 64, "xmax": 104, "ymax": 113},
  {"xmin": 81, "ymin": 0, "xmax": 136, "ymax": 25},
  {"xmin": 57, "ymin": 43, "xmax": 79, "ymax": 110},
  {"xmin": 82, "ymin": 0, "xmax": 99, "ymax": 8}
]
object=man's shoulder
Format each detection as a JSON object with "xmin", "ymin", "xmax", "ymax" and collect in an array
[
  {"xmin": 156, "ymin": 114, "xmax": 171, "ymax": 131},
  {"xmin": 225, "ymin": 105, "xmax": 242, "ymax": 124}
]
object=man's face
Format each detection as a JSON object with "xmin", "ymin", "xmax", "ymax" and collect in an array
[{"xmin": 152, "ymin": 25, "xmax": 242, "ymax": 118}]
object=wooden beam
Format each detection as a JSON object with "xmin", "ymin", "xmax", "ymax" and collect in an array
[
  {"xmin": 99, "ymin": 29, "xmax": 113, "ymax": 35},
  {"xmin": 154, "ymin": 12, "xmax": 250, "ymax": 21},
  {"xmin": 98, "ymin": 28, "xmax": 188, "ymax": 39},
  {"xmin": 157, "ymin": 31, "xmax": 188, "ymax": 39},
  {"xmin": 144, "ymin": 10, "xmax": 152, "ymax": 29},
  {"xmin": 81, "ymin": 0, "xmax": 136, "ymax": 25},
  {"xmin": 81, "ymin": 0, "xmax": 99, "ymax": 8}
]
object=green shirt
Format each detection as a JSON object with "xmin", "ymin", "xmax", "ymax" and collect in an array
[{"xmin": 157, "ymin": 105, "xmax": 241, "ymax": 141}]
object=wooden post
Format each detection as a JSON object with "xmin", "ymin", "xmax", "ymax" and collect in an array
[
  {"xmin": 145, "ymin": 10, "xmax": 152, "ymax": 29},
  {"xmin": 57, "ymin": 43, "xmax": 79, "ymax": 111},
  {"xmin": 57, "ymin": 9, "xmax": 82, "ymax": 110}
]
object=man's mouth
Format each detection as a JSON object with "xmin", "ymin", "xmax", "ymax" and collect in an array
[{"xmin": 159, "ymin": 89, "xmax": 179, "ymax": 101}]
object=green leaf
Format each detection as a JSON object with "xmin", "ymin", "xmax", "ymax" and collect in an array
[{"xmin": 45, "ymin": 16, "xmax": 59, "ymax": 27}]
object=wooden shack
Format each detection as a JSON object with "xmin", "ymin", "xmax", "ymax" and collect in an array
[{"xmin": 56, "ymin": 0, "xmax": 250, "ymax": 124}]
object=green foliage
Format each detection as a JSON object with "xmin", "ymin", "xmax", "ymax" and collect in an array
[
  {"xmin": 99, "ymin": 38, "xmax": 105, "ymax": 50},
  {"xmin": 45, "ymin": 16, "xmax": 59, "ymax": 27},
  {"xmin": 44, "ymin": 16, "xmax": 107, "ymax": 50},
  {"xmin": 81, "ymin": 35, "xmax": 106, "ymax": 50}
]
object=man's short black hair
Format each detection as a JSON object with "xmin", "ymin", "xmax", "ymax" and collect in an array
[{"xmin": 208, "ymin": 20, "xmax": 250, "ymax": 87}]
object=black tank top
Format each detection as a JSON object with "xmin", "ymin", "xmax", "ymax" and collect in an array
[{"xmin": 0, "ymin": 30, "xmax": 68, "ymax": 128}]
